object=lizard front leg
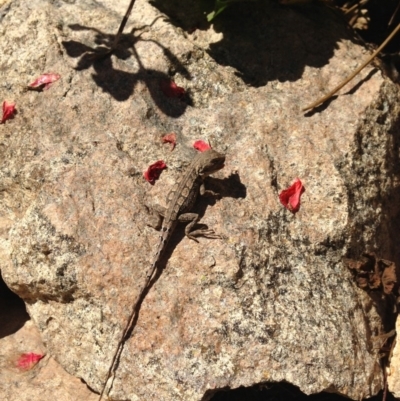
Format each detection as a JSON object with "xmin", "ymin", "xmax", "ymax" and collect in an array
[
  {"xmin": 146, "ymin": 204, "xmax": 166, "ymax": 230},
  {"xmin": 178, "ymin": 212, "xmax": 221, "ymax": 242},
  {"xmin": 199, "ymin": 182, "xmax": 220, "ymax": 197}
]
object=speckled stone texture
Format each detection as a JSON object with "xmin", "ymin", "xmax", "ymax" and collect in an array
[
  {"xmin": 1, "ymin": 0, "xmax": 400, "ymax": 400},
  {"xmin": 0, "ymin": 319, "xmax": 98, "ymax": 401},
  {"xmin": 0, "ymin": 272, "xmax": 98, "ymax": 401},
  {"xmin": 388, "ymin": 316, "xmax": 400, "ymax": 397}
]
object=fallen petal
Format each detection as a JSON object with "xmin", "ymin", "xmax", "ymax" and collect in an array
[
  {"xmin": 143, "ymin": 160, "xmax": 167, "ymax": 185},
  {"xmin": 279, "ymin": 178, "xmax": 305, "ymax": 213},
  {"xmin": 16, "ymin": 352, "xmax": 44, "ymax": 371},
  {"xmin": 162, "ymin": 133, "xmax": 177, "ymax": 151},
  {"xmin": 193, "ymin": 140, "xmax": 211, "ymax": 152},
  {"xmin": 160, "ymin": 79, "xmax": 185, "ymax": 98},
  {"xmin": 29, "ymin": 73, "xmax": 61, "ymax": 90},
  {"xmin": 1, "ymin": 101, "xmax": 16, "ymax": 123}
]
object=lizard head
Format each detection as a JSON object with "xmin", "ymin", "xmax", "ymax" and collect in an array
[{"xmin": 198, "ymin": 149, "xmax": 226, "ymax": 177}]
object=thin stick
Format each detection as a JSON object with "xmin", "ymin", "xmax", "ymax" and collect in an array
[
  {"xmin": 110, "ymin": 0, "xmax": 138, "ymax": 51},
  {"xmin": 342, "ymin": 0, "xmax": 368, "ymax": 15},
  {"xmin": 388, "ymin": 0, "xmax": 400, "ymax": 27},
  {"xmin": 342, "ymin": 2, "xmax": 360, "ymax": 16},
  {"xmin": 302, "ymin": 22, "xmax": 400, "ymax": 112}
]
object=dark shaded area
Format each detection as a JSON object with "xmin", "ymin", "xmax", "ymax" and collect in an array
[
  {"xmin": 335, "ymin": 0, "xmax": 400, "ymax": 83},
  {"xmin": 0, "ymin": 271, "xmax": 30, "ymax": 339},
  {"xmin": 338, "ymin": 92, "xmax": 400, "ymax": 401},
  {"xmin": 343, "ymin": 110, "xmax": 400, "ymax": 278},
  {"xmin": 62, "ymin": 22, "xmax": 192, "ymax": 117},
  {"xmin": 208, "ymin": 382, "xmax": 396, "ymax": 401},
  {"xmin": 345, "ymin": 253, "xmax": 398, "ymax": 354},
  {"xmin": 382, "ymin": 102, "xmax": 400, "ymax": 280},
  {"xmin": 205, "ymin": 173, "xmax": 247, "ymax": 200},
  {"xmin": 151, "ymin": 0, "xmax": 354, "ymax": 87},
  {"xmin": 149, "ymin": 0, "xmax": 211, "ymax": 31},
  {"xmin": 341, "ymin": 0, "xmax": 400, "ymax": 53},
  {"xmin": 209, "ymin": 2, "xmax": 347, "ymax": 86}
]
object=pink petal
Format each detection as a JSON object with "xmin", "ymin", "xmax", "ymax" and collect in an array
[
  {"xmin": 279, "ymin": 178, "xmax": 305, "ymax": 213},
  {"xmin": 16, "ymin": 353, "xmax": 44, "ymax": 371},
  {"xmin": 29, "ymin": 73, "xmax": 61, "ymax": 89},
  {"xmin": 143, "ymin": 160, "xmax": 167, "ymax": 185},
  {"xmin": 193, "ymin": 140, "xmax": 211, "ymax": 152},
  {"xmin": 1, "ymin": 101, "xmax": 16, "ymax": 123},
  {"xmin": 160, "ymin": 79, "xmax": 185, "ymax": 98},
  {"xmin": 162, "ymin": 133, "xmax": 177, "ymax": 151}
]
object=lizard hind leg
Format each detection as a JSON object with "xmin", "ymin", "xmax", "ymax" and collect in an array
[{"xmin": 178, "ymin": 212, "xmax": 221, "ymax": 242}]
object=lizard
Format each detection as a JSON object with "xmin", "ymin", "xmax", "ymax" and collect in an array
[{"xmin": 98, "ymin": 148, "xmax": 226, "ymax": 401}]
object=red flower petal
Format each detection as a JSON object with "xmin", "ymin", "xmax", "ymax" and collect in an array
[
  {"xmin": 162, "ymin": 133, "xmax": 177, "ymax": 151},
  {"xmin": 160, "ymin": 79, "xmax": 185, "ymax": 98},
  {"xmin": 279, "ymin": 178, "xmax": 305, "ymax": 213},
  {"xmin": 16, "ymin": 353, "xmax": 44, "ymax": 371},
  {"xmin": 143, "ymin": 160, "xmax": 167, "ymax": 185},
  {"xmin": 1, "ymin": 101, "xmax": 16, "ymax": 124},
  {"xmin": 193, "ymin": 140, "xmax": 211, "ymax": 152},
  {"xmin": 29, "ymin": 73, "xmax": 61, "ymax": 90}
]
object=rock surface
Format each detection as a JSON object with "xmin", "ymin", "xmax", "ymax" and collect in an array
[
  {"xmin": 0, "ymin": 319, "xmax": 98, "ymax": 401},
  {"xmin": 1, "ymin": 0, "xmax": 400, "ymax": 400},
  {"xmin": 388, "ymin": 315, "xmax": 400, "ymax": 398},
  {"xmin": 0, "ymin": 275, "xmax": 98, "ymax": 401}
]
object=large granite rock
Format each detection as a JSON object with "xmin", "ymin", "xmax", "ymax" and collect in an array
[{"xmin": 1, "ymin": 0, "xmax": 399, "ymax": 400}]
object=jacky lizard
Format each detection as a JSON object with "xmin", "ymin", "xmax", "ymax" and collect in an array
[{"xmin": 98, "ymin": 148, "xmax": 226, "ymax": 400}]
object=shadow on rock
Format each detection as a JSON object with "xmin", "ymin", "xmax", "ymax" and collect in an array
[
  {"xmin": 0, "ymin": 272, "xmax": 30, "ymax": 339},
  {"xmin": 62, "ymin": 22, "xmax": 193, "ymax": 118},
  {"xmin": 151, "ymin": 0, "xmax": 356, "ymax": 87},
  {"xmin": 207, "ymin": 381, "xmax": 398, "ymax": 401}
]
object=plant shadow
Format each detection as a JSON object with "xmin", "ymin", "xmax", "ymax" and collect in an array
[{"xmin": 62, "ymin": 21, "xmax": 193, "ymax": 118}]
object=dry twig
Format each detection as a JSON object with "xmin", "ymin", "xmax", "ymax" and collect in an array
[{"xmin": 302, "ymin": 22, "xmax": 400, "ymax": 112}]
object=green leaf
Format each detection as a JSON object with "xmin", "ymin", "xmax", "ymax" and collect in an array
[{"xmin": 206, "ymin": 0, "xmax": 259, "ymax": 21}]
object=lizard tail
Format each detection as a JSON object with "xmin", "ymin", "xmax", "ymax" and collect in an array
[{"xmin": 98, "ymin": 262, "xmax": 158, "ymax": 401}]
